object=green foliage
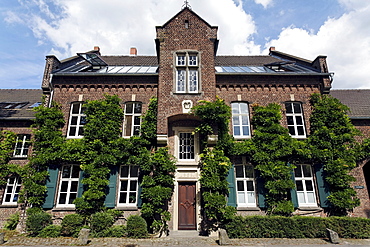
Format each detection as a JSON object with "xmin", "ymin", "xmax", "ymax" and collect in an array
[
  {"xmin": 76, "ymin": 95, "xmax": 124, "ymax": 215},
  {"xmin": 248, "ymin": 103, "xmax": 299, "ymax": 215},
  {"xmin": 192, "ymin": 97, "xmax": 233, "ymax": 153},
  {"xmin": 140, "ymin": 97, "xmax": 158, "ymax": 148},
  {"xmin": 3, "ymin": 212, "xmax": 19, "ymax": 230},
  {"xmin": 20, "ymin": 101, "xmax": 65, "ymax": 207},
  {"xmin": 25, "ymin": 211, "xmax": 52, "ymax": 236},
  {"xmin": 61, "ymin": 214, "xmax": 85, "ymax": 237},
  {"xmin": 308, "ymin": 93, "xmax": 361, "ymax": 215},
  {"xmin": 90, "ymin": 212, "xmax": 115, "ymax": 236},
  {"xmin": 37, "ymin": 225, "xmax": 62, "ymax": 238},
  {"xmin": 141, "ymin": 147, "xmax": 176, "ymax": 235},
  {"xmin": 0, "ymin": 130, "xmax": 16, "ymax": 186},
  {"xmin": 126, "ymin": 215, "xmax": 148, "ymax": 238},
  {"xmin": 98, "ymin": 225, "xmax": 127, "ymax": 238},
  {"xmin": 226, "ymin": 216, "xmax": 370, "ymax": 239}
]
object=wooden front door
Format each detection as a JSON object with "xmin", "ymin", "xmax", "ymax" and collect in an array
[{"xmin": 178, "ymin": 182, "xmax": 196, "ymax": 230}]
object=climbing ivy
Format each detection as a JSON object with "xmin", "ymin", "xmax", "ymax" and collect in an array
[
  {"xmin": 192, "ymin": 98, "xmax": 236, "ymax": 233},
  {"xmin": 247, "ymin": 103, "xmax": 302, "ymax": 216},
  {"xmin": 140, "ymin": 97, "xmax": 158, "ymax": 149},
  {"xmin": 20, "ymin": 101, "xmax": 65, "ymax": 207},
  {"xmin": 0, "ymin": 130, "xmax": 16, "ymax": 186},
  {"xmin": 74, "ymin": 95, "xmax": 124, "ymax": 216},
  {"xmin": 308, "ymin": 93, "xmax": 361, "ymax": 215}
]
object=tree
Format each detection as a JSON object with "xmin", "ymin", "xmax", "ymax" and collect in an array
[{"xmin": 0, "ymin": 130, "xmax": 16, "ymax": 186}]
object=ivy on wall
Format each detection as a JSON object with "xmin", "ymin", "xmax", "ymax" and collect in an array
[
  {"xmin": 192, "ymin": 97, "xmax": 236, "ymax": 233},
  {"xmin": 20, "ymin": 101, "xmax": 65, "ymax": 207},
  {"xmin": 308, "ymin": 93, "xmax": 361, "ymax": 215},
  {"xmin": 0, "ymin": 130, "xmax": 16, "ymax": 186}
]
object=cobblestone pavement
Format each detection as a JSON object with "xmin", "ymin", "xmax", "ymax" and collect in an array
[{"xmin": 2, "ymin": 236, "xmax": 370, "ymax": 247}]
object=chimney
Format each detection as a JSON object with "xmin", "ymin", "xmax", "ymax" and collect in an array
[
  {"xmin": 269, "ymin": 46, "xmax": 275, "ymax": 52},
  {"xmin": 94, "ymin": 46, "xmax": 100, "ymax": 51},
  {"xmin": 130, "ymin": 47, "xmax": 137, "ymax": 56}
]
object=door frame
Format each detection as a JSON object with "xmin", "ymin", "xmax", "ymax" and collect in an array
[{"xmin": 173, "ymin": 168, "xmax": 200, "ymax": 231}]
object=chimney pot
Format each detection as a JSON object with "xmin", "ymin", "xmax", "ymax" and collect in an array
[
  {"xmin": 94, "ymin": 46, "xmax": 100, "ymax": 51},
  {"xmin": 269, "ymin": 46, "xmax": 275, "ymax": 52},
  {"xmin": 130, "ymin": 47, "xmax": 137, "ymax": 56}
]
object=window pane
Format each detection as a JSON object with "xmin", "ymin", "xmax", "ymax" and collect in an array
[
  {"xmin": 177, "ymin": 70, "xmax": 185, "ymax": 92},
  {"xmin": 189, "ymin": 70, "xmax": 198, "ymax": 92},
  {"xmin": 297, "ymin": 126, "xmax": 305, "ymax": 136},
  {"xmin": 242, "ymin": 126, "xmax": 250, "ymax": 136},
  {"xmin": 288, "ymin": 126, "xmax": 295, "ymax": 135},
  {"xmin": 285, "ymin": 103, "xmax": 292, "ymax": 113},
  {"xmin": 238, "ymin": 192, "xmax": 246, "ymax": 204},
  {"xmin": 237, "ymin": 181, "xmax": 244, "ymax": 191},
  {"xmin": 69, "ymin": 127, "xmax": 76, "ymax": 136},
  {"xmin": 6, "ymin": 186, "xmax": 13, "ymax": 193},
  {"xmin": 134, "ymin": 103, "xmax": 142, "ymax": 113},
  {"xmin": 119, "ymin": 193, "xmax": 127, "ymax": 203},
  {"xmin": 80, "ymin": 116, "xmax": 87, "ymax": 125},
  {"xmin": 130, "ymin": 166, "xmax": 139, "ymax": 177},
  {"xmin": 287, "ymin": 116, "xmax": 294, "ymax": 125},
  {"xmin": 71, "ymin": 116, "xmax": 78, "ymax": 125},
  {"xmin": 70, "ymin": 181, "xmax": 79, "ymax": 192},
  {"xmin": 62, "ymin": 166, "xmax": 71, "ymax": 178},
  {"xmin": 121, "ymin": 181, "xmax": 128, "ymax": 191},
  {"xmin": 59, "ymin": 193, "xmax": 67, "ymax": 204},
  {"xmin": 302, "ymin": 165, "xmax": 312, "ymax": 177},
  {"xmin": 121, "ymin": 166, "xmax": 129, "ymax": 178},
  {"xmin": 234, "ymin": 127, "xmax": 240, "ymax": 136},
  {"xmin": 296, "ymin": 116, "xmax": 303, "ymax": 125},
  {"xmin": 247, "ymin": 192, "xmax": 255, "ymax": 203},
  {"xmin": 129, "ymin": 192, "xmax": 136, "ymax": 203},
  {"xmin": 241, "ymin": 116, "xmax": 249, "ymax": 125},
  {"xmin": 134, "ymin": 116, "xmax": 140, "ymax": 125},
  {"xmin": 231, "ymin": 103, "xmax": 239, "ymax": 114},
  {"xmin": 69, "ymin": 193, "xmax": 77, "ymax": 204},
  {"xmin": 305, "ymin": 180, "xmax": 314, "ymax": 191},
  {"xmin": 60, "ymin": 181, "xmax": 69, "ymax": 192},
  {"xmin": 246, "ymin": 181, "xmax": 254, "ymax": 191},
  {"xmin": 133, "ymin": 126, "xmax": 140, "ymax": 136},
  {"xmin": 245, "ymin": 166, "xmax": 254, "ymax": 178},
  {"xmin": 235, "ymin": 166, "xmax": 244, "ymax": 178},
  {"xmin": 125, "ymin": 116, "xmax": 132, "ymax": 136},
  {"xmin": 72, "ymin": 104, "xmax": 80, "ymax": 114},
  {"xmin": 177, "ymin": 55, "xmax": 185, "ymax": 66},
  {"xmin": 240, "ymin": 103, "xmax": 248, "ymax": 113},
  {"xmin": 307, "ymin": 192, "xmax": 316, "ymax": 203},
  {"xmin": 125, "ymin": 103, "xmax": 133, "ymax": 114},
  {"xmin": 293, "ymin": 103, "xmax": 302, "ymax": 113},
  {"xmin": 233, "ymin": 116, "xmax": 240, "ymax": 126},
  {"xmin": 296, "ymin": 181, "xmax": 303, "ymax": 191},
  {"xmin": 297, "ymin": 192, "xmax": 305, "ymax": 204},
  {"xmin": 71, "ymin": 166, "xmax": 80, "ymax": 178},
  {"xmin": 295, "ymin": 166, "xmax": 302, "ymax": 177},
  {"xmin": 130, "ymin": 181, "xmax": 137, "ymax": 191}
]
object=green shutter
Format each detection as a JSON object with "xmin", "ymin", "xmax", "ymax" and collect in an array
[
  {"xmin": 43, "ymin": 168, "xmax": 58, "ymax": 209},
  {"xmin": 137, "ymin": 184, "xmax": 142, "ymax": 208},
  {"xmin": 77, "ymin": 170, "xmax": 84, "ymax": 198},
  {"xmin": 104, "ymin": 166, "xmax": 118, "ymax": 208},
  {"xmin": 226, "ymin": 165, "xmax": 237, "ymax": 207},
  {"xmin": 290, "ymin": 169, "xmax": 299, "ymax": 208},
  {"xmin": 314, "ymin": 164, "xmax": 331, "ymax": 208},
  {"xmin": 255, "ymin": 170, "xmax": 266, "ymax": 208}
]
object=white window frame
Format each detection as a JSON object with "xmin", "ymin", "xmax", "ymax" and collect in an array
[
  {"xmin": 294, "ymin": 164, "xmax": 317, "ymax": 207},
  {"xmin": 174, "ymin": 127, "xmax": 199, "ymax": 164},
  {"xmin": 235, "ymin": 158, "xmax": 256, "ymax": 207},
  {"xmin": 13, "ymin": 134, "xmax": 30, "ymax": 158},
  {"xmin": 123, "ymin": 102, "xmax": 142, "ymax": 137},
  {"xmin": 56, "ymin": 165, "xmax": 80, "ymax": 208},
  {"xmin": 232, "ymin": 102, "xmax": 251, "ymax": 139},
  {"xmin": 117, "ymin": 165, "xmax": 139, "ymax": 207},
  {"xmin": 67, "ymin": 102, "xmax": 86, "ymax": 138},
  {"xmin": 2, "ymin": 176, "xmax": 21, "ymax": 205},
  {"xmin": 175, "ymin": 52, "xmax": 199, "ymax": 93},
  {"xmin": 285, "ymin": 102, "xmax": 306, "ymax": 138}
]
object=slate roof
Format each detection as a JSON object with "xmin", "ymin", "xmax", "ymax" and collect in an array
[
  {"xmin": 330, "ymin": 89, "xmax": 370, "ymax": 119},
  {"xmin": 215, "ymin": 56, "xmax": 282, "ymax": 66},
  {"xmin": 0, "ymin": 89, "xmax": 43, "ymax": 119}
]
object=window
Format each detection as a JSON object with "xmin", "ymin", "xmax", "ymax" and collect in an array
[
  {"xmin": 2, "ymin": 176, "xmax": 21, "ymax": 205},
  {"xmin": 118, "ymin": 165, "xmax": 139, "ymax": 206},
  {"xmin": 123, "ymin": 102, "xmax": 142, "ymax": 137},
  {"xmin": 178, "ymin": 132, "xmax": 195, "ymax": 160},
  {"xmin": 235, "ymin": 164, "xmax": 256, "ymax": 207},
  {"xmin": 294, "ymin": 165, "xmax": 317, "ymax": 207},
  {"xmin": 57, "ymin": 165, "xmax": 80, "ymax": 206},
  {"xmin": 13, "ymin": 134, "xmax": 30, "ymax": 158},
  {"xmin": 232, "ymin": 102, "xmax": 251, "ymax": 138},
  {"xmin": 285, "ymin": 102, "xmax": 306, "ymax": 138},
  {"xmin": 67, "ymin": 102, "xmax": 86, "ymax": 138},
  {"xmin": 175, "ymin": 52, "xmax": 199, "ymax": 93}
]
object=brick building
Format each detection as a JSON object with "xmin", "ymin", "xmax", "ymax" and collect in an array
[{"xmin": 1, "ymin": 6, "xmax": 370, "ymax": 231}]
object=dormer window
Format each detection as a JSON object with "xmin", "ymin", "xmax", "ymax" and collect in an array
[{"xmin": 175, "ymin": 52, "xmax": 199, "ymax": 94}]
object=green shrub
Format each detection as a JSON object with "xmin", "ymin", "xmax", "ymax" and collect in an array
[
  {"xmin": 90, "ymin": 212, "xmax": 115, "ymax": 237},
  {"xmin": 26, "ymin": 207, "xmax": 43, "ymax": 216},
  {"xmin": 61, "ymin": 214, "xmax": 84, "ymax": 237},
  {"xmin": 225, "ymin": 216, "xmax": 370, "ymax": 239},
  {"xmin": 37, "ymin": 225, "xmax": 62, "ymax": 238},
  {"xmin": 4, "ymin": 212, "xmax": 19, "ymax": 230},
  {"xmin": 99, "ymin": 225, "xmax": 127, "ymax": 237},
  {"xmin": 25, "ymin": 211, "xmax": 52, "ymax": 236},
  {"xmin": 127, "ymin": 215, "xmax": 148, "ymax": 238}
]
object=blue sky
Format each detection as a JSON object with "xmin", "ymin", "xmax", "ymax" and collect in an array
[{"xmin": 1, "ymin": 0, "xmax": 369, "ymax": 89}]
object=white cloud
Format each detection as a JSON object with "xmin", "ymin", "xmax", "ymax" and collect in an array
[
  {"xmin": 11, "ymin": 0, "xmax": 259, "ymax": 58},
  {"xmin": 254, "ymin": 0, "xmax": 273, "ymax": 9},
  {"xmin": 265, "ymin": 1, "xmax": 370, "ymax": 89}
]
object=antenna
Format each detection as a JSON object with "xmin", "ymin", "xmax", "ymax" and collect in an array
[{"xmin": 182, "ymin": 0, "xmax": 192, "ymax": 9}]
